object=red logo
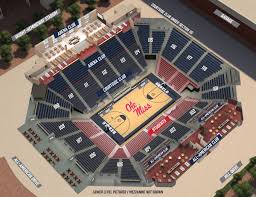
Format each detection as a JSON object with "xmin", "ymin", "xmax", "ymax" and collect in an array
[{"xmin": 125, "ymin": 101, "xmax": 152, "ymax": 117}]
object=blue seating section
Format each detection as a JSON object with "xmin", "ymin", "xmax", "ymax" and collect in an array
[
  {"xmin": 201, "ymin": 74, "xmax": 226, "ymax": 91},
  {"xmin": 75, "ymin": 147, "xmax": 106, "ymax": 173},
  {"xmin": 178, "ymin": 108, "xmax": 199, "ymax": 123},
  {"xmin": 194, "ymin": 101, "xmax": 209, "ymax": 109},
  {"xmin": 87, "ymin": 53, "xmax": 124, "ymax": 94},
  {"xmin": 152, "ymin": 31, "xmax": 165, "ymax": 54},
  {"xmin": 121, "ymin": 159, "xmax": 140, "ymax": 182},
  {"xmin": 36, "ymin": 103, "xmax": 70, "ymax": 119},
  {"xmin": 189, "ymin": 53, "xmax": 223, "ymax": 82},
  {"xmin": 48, "ymin": 74, "xmax": 87, "ymax": 112},
  {"xmin": 202, "ymin": 86, "xmax": 234, "ymax": 100},
  {"xmin": 101, "ymin": 159, "xmax": 119, "ymax": 174},
  {"xmin": 63, "ymin": 60, "xmax": 104, "ymax": 108},
  {"xmin": 45, "ymin": 90, "xmax": 72, "ymax": 109},
  {"xmin": 99, "ymin": 37, "xmax": 142, "ymax": 79},
  {"xmin": 64, "ymin": 132, "xmax": 94, "ymax": 152},
  {"xmin": 136, "ymin": 24, "xmax": 150, "ymax": 53},
  {"xmin": 118, "ymin": 29, "xmax": 147, "ymax": 68},
  {"xmin": 142, "ymin": 136, "xmax": 165, "ymax": 154},
  {"xmin": 39, "ymin": 121, "xmax": 78, "ymax": 138},
  {"xmin": 162, "ymin": 29, "xmax": 190, "ymax": 63},
  {"xmin": 174, "ymin": 42, "xmax": 205, "ymax": 73},
  {"xmin": 162, "ymin": 122, "xmax": 191, "ymax": 141},
  {"xmin": 133, "ymin": 151, "xmax": 146, "ymax": 162}
]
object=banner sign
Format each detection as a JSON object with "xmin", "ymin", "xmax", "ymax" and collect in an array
[
  {"xmin": 12, "ymin": 156, "xmax": 42, "ymax": 188},
  {"xmin": 189, "ymin": 133, "xmax": 222, "ymax": 165},
  {"xmin": 198, "ymin": 103, "xmax": 223, "ymax": 123},
  {"xmin": 12, "ymin": 9, "xmax": 61, "ymax": 41},
  {"xmin": 53, "ymin": 20, "xmax": 79, "ymax": 38}
]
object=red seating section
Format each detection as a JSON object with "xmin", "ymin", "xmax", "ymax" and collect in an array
[
  {"xmin": 156, "ymin": 57, "xmax": 199, "ymax": 92},
  {"xmin": 125, "ymin": 131, "xmax": 153, "ymax": 156},
  {"xmin": 73, "ymin": 121, "xmax": 102, "ymax": 138}
]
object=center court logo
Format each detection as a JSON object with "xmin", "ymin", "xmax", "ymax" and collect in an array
[{"xmin": 125, "ymin": 101, "xmax": 152, "ymax": 117}]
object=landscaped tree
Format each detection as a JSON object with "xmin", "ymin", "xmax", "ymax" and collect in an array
[
  {"xmin": 33, "ymin": 24, "xmax": 48, "ymax": 41},
  {"xmin": 52, "ymin": 15, "xmax": 64, "ymax": 30},
  {"xmin": 0, "ymin": 31, "xmax": 12, "ymax": 45},
  {"xmin": 32, "ymin": 12, "xmax": 43, "ymax": 22},
  {"xmin": 87, "ymin": 0, "xmax": 97, "ymax": 11},
  {"xmin": 249, "ymin": 167, "xmax": 256, "ymax": 179},
  {"xmin": 215, "ymin": 189, "xmax": 225, "ymax": 197},
  {"xmin": 51, "ymin": 0, "xmax": 64, "ymax": 11},
  {"xmin": 16, "ymin": 35, "xmax": 31, "ymax": 52},
  {"xmin": 67, "ymin": 3, "xmax": 80, "ymax": 20},
  {"xmin": 15, "ymin": 20, "xmax": 29, "ymax": 32},
  {"xmin": 99, "ymin": 0, "xmax": 110, "ymax": 3},
  {"xmin": 249, "ymin": 156, "xmax": 256, "ymax": 165},
  {"xmin": 233, "ymin": 181, "xmax": 253, "ymax": 197},
  {"xmin": 231, "ymin": 173, "xmax": 243, "ymax": 186},
  {"xmin": 0, "ymin": 44, "xmax": 13, "ymax": 64}
]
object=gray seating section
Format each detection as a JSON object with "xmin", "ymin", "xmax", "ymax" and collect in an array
[
  {"xmin": 135, "ymin": 24, "xmax": 150, "ymax": 54},
  {"xmin": 36, "ymin": 102, "xmax": 70, "ymax": 119},
  {"xmin": 118, "ymin": 29, "xmax": 148, "ymax": 68},
  {"xmin": 162, "ymin": 122, "xmax": 191, "ymax": 141},
  {"xmin": 101, "ymin": 159, "xmax": 119, "ymax": 174},
  {"xmin": 174, "ymin": 42, "xmax": 205, "ymax": 73},
  {"xmin": 121, "ymin": 159, "xmax": 141, "ymax": 182},
  {"xmin": 152, "ymin": 31, "xmax": 165, "ymax": 54},
  {"xmin": 48, "ymin": 74, "xmax": 87, "ymax": 112},
  {"xmin": 75, "ymin": 147, "xmax": 106, "ymax": 173},
  {"xmin": 178, "ymin": 107, "xmax": 199, "ymax": 123},
  {"xmin": 162, "ymin": 28, "xmax": 190, "ymax": 63},
  {"xmin": 133, "ymin": 151, "xmax": 147, "ymax": 162},
  {"xmin": 45, "ymin": 90, "xmax": 72, "ymax": 109},
  {"xmin": 142, "ymin": 136, "xmax": 165, "ymax": 154},
  {"xmin": 39, "ymin": 121, "xmax": 78, "ymax": 138},
  {"xmin": 189, "ymin": 53, "xmax": 223, "ymax": 82},
  {"xmin": 64, "ymin": 132, "xmax": 94, "ymax": 152}
]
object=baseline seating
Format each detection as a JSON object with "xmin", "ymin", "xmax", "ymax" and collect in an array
[
  {"xmin": 121, "ymin": 159, "xmax": 141, "ymax": 182},
  {"xmin": 91, "ymin": 133, "xmax": 116, "ymax": 155},
  {"xmin": 126, "ymin": 131, "xmax": 153, "ymax": 156},
  {"xmin": 101, "ymin": 159, "xmax": 119, "ymax": 174},
  {"xmin": 73, "ymin": 121, "xmax": 102, "ymax": 138},
  {"xmin": 112, "ymin": 148, "xmax": 128, "ymax": 159},
  {"xmin": 39, "ymin": 121, "xmax": 78, "ymax": 138},
  {"xmin": 45, "ymin": 90, "xmax": 72, "ymax": 110},
  {"xmin": 36, "ymin": 103, "xmax": 70, "ymax": 119},
  {"xmin": 133, "ymin": 151, "xmax": 146, "ymax": 162},
  {"xmin": 75, "ymin": 147, "xmax": 106, "ymax": 173},
  {"xmin": 48, "ymin": 74, "xmax": 87, "ymax": 112},
  {"xmin": 64, "ymin": 132, "xmax": 94, "ymax": 152}
]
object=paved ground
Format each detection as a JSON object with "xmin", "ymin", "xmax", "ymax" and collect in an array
[{"xmin": 143, "ymin": 0, "xmax": 256, "ymax": 80}]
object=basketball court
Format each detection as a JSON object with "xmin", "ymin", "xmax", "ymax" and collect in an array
[{"xmin": 92, "ymin": 73, "xmax": 180, "ymax": 144}]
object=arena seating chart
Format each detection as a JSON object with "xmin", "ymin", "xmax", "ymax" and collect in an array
[{"xmin": 19, "ymin": 12, "xmax": 243, "ymax": 193}]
